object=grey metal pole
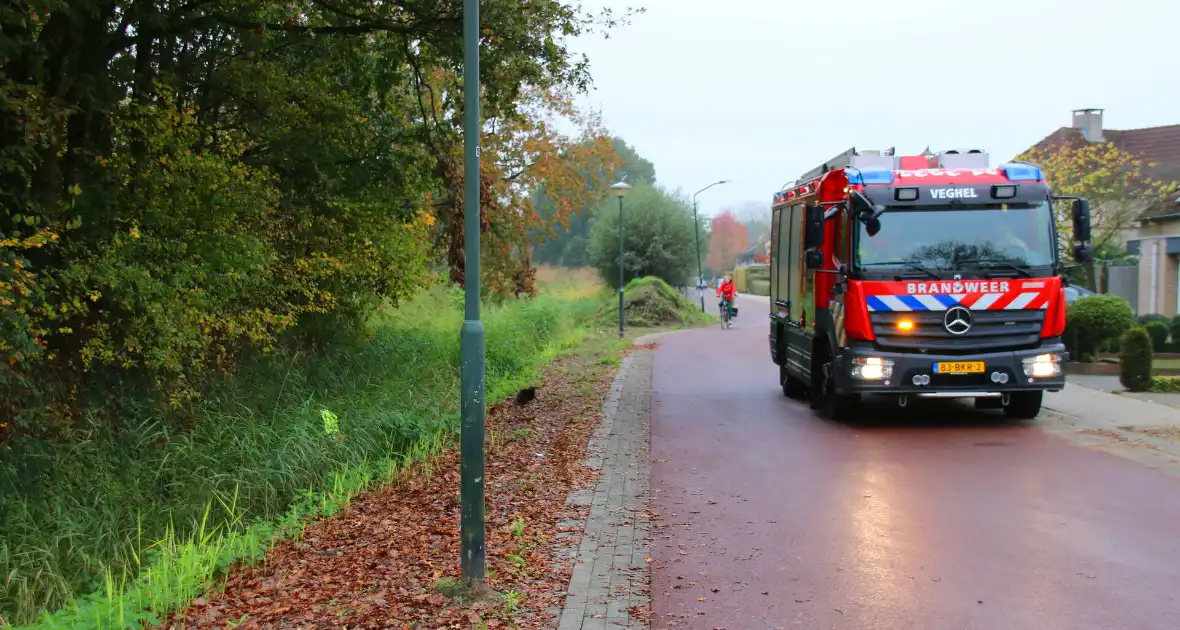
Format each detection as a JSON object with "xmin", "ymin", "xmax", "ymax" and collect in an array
[
  {"xmin": 692, "ymin": 198, "xmax": 704, "ymax": 312},
  {"xmin": 691, "ymin": 180, "xmax": 730, "ymax": 312},
  {"xmin": 459, "ymin": 0, "xmax": 486, "ymax": 587},
  {"xmin": 618, "ymin": 195, "xmax": 625, "ymax": 338}
]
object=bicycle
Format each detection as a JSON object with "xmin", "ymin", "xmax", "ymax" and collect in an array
[{"xmin": 719, "ymin": 298, "xmax": 735, "ymax": 329}]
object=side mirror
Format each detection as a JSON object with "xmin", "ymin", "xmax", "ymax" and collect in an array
[
  {"xmin": 1072, "ymin": 199, "xmax": 1092, "ymax": 243},
  {"xmin": 803, "ymin": 204, "xmax": 824, "ymax": 248},
  {"xmin": 805, "ymin": 249, "xmax": 823, "ymax": 270},
  {"xmin": 864, "ymin": 216, "xmax": 881, "ymax": 237},
  {"xmin": 850, "ymin": 191, "xmax": 873, "ymax": 214},
  {"xmin": 1073, "ymin": 243, "xmax": 1093, "ymax": 264}
]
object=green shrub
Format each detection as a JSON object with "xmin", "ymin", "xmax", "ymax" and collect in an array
[
  {"xmin": 1120, "ymin": 326, "xmax": 1154, "ymax": 392},
  {"xmin": 1151, "ymin": 376, "xmax": 1180, "ymax": 393},
  {"xmin": 1064, "ymin": 322, "xmax": 1088, "ymax": 361},
  {"xmin": 1067, "ymin": 295, "xmax": 1135, "ymax": 360},
  {"xmin": 746, "ymin": 264, "xmax": 770, "ymax": 281},
  {"xmin": 1138, "ymin": 313, "xmax": 1169, "ymax": 326},
  {"xmin": 1145, "ymin": 321, "xmax": 1170, "ymax": 351},
  {"xmin": 1169, "ymin": 315, "xmax": 1180, "ymax": 347}
]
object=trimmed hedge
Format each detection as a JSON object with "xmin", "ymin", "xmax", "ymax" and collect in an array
[
  {"xmin": 732, "ymin": 267, "xmax": 748, "ymax": 292},
  {"xmin": 1139, "ymin": 313, "xmax": 1169, "ymax": 326},
  {"xmin": 1067, "ymin": 295, "xmax": 1135, "ymax": 361},
  {"xmin": 1169, "ymin": 315, "xmax": 1180, "ymax": 347},
  {"xmin": 1120, "ymin": 326, "xmax": 1154, "ymax": 392},
  {"xmin": 1146, "ymin": 321, "xmax": 1170, "ymax": 351}
]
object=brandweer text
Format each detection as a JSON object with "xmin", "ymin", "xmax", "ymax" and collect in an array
[{"xmin": 905, "ymin": 281, "xmax": 1011, "ymax": 294}]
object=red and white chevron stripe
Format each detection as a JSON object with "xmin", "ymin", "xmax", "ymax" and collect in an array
[{"xmin": 956, "ymin": 291, "xmax": 1049, "ymax": 310}]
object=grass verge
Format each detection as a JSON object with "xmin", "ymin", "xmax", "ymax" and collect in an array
[{"xmin": 1, "ymin": 283, "xmax": 599, "ymax": 628}]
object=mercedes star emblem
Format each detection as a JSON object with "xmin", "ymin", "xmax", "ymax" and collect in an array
[{"xmin": 943, "ymin": 306, "xmax": 973, "ymax": 335}]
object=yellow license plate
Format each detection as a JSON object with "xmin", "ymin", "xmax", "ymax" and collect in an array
[{"xmin": 935, "ymin": 361, "xmax": 985, "ymax": 374}]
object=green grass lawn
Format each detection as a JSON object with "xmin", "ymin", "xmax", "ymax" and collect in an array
[{"xmin": 1093, "ymin": 356, "xmax": 1180, "ymax": 370}]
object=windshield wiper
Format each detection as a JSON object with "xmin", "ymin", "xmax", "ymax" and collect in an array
[
  {"xmin": 859, "ymin": 260, "xmax": 940, "ymax": 280},
  {"xmin": 956, "ymin": 257, "xmax": 1033, "ymax": 277}
]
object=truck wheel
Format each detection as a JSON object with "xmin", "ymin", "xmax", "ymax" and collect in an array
[
  {"xmin": 1003, "ymin": 391, "xmax": 1043, "ymax": 419},
  {"xmin": 810, "ymin": 347, "xmax": 860, "ymax": 420},
  {"xmin": 780, "ymin": 364, "xmax": 806, "ymax": 399}
]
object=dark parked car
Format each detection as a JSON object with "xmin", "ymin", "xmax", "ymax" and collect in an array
[{"xmin": 1064, "ymin": 285, "xmax": 1097, "ymax": 304}]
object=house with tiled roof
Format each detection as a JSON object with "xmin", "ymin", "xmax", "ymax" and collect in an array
[
  {"xmin": 1027, "ymin": 109, "xmax": 1180, "ymax": 315},
  {"xmin": 734, "ymin": 243, "xmax": 768, "ymax": 267}
]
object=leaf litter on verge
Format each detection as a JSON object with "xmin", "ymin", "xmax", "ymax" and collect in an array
[{"xmin": 169, "ymin": 345, "xmax": 625, "ymax": 629}]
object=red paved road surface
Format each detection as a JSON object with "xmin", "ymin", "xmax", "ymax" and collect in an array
[{"xmin": 650, "ymin": 295, "xmax": 1180, "ymax": 629}]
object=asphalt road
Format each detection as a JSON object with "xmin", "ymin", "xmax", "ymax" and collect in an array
[{"xmin": 649, "ymin": 295, "xmax": 1180, "ymax": 629}]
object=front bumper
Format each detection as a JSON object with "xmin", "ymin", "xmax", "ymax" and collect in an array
[{"xmin": 834, "ymin": 343, "xmax": 1067, "ymax": 398}]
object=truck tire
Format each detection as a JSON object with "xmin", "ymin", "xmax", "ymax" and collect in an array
[
  {"xmin": 810, "ymin": 345, "xmax": 860, "ymax": 421},
  {"xmin": 1003, "ymin": 391, "xmax": 1043, "ymax": 419},
  {"xmin": 780, "ymin": 364, "xmax": 807, "ymax": 399}
]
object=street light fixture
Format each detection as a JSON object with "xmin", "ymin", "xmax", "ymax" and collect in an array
[
  {"xmin": 611, "ymin": 181, "xmax": 632, "ymax": 338},
  {"xmin": 692, "ymin": 180, "xmax": 731, "ymax": 311}
]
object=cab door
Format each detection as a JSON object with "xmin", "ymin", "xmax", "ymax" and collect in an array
[{"xmin": 827, "ymin": 207, "xmax": 852, "ymax": 349}]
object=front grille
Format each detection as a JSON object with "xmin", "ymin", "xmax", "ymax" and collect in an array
[{"xmin": 871, "ymin": 310, "xmax": 1044, "ymax": 355}]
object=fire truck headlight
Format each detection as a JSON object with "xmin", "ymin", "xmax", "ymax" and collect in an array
[
  {"xmin": 852, "ymin": 356, "xmax": 894, "ymax": 380},
  {"xmin": 1022, "ymin": 353, "xmax": 1062, "ymax": 378}
]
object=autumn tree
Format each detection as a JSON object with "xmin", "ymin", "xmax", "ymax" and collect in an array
[
  {"xmin": 411, "ymin": 67, "xmax": 625, "ymax": 296},
  {"xmin": 1018, "ymin": 141, "xmax": 1177, "ymax": 288},
  {"xmin": 587, "ymin": 184, "xmax": 698, "ymax": 287},
  {"xmin": 532, "ymin": 136, "xmax": 656, "ymax": 268},
  {"xmin": 707, "ymin": 210, "xmax": 750, "ymax": 272},
  {"xmin": 730, "ymin": 201, "xmax": 771, "ymax": 250}
]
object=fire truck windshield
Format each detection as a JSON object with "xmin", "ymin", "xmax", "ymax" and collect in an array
[{"xmin": 856, "ymin": 202, "xmax": 1055, "ymax": 272}]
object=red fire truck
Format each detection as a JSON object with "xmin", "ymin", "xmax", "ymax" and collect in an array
[{"xmin": 769, "ymin": 147, "xmax": 1092, "ymax": 420}]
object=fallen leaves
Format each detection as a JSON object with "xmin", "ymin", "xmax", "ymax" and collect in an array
[
  {"xmin": 1079, "ymin": 428, "xmax": 1160, "ymax": 451},
  {"xmin": 167, "ymin": 344, "xmax": 621, "ymax": 629}
]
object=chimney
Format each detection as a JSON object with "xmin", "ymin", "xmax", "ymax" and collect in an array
[{"xmin": 1072, "ymin": 108, "xmax": 1105, "ymax": 142}]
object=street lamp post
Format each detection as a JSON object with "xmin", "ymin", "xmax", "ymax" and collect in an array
[
  {"xmin": 611, "ymin": 181, "xmax": 632, "ymax": 338},
  {"xmin": 692, "ymin": 180, "xmax": 731, "ymax": 311},
  {"xmin": 459, "ymin": 0, "xmax": 486, "ymax": 588}
]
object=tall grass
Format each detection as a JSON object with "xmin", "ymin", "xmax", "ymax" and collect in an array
[
  {"xmin": 535, "ymin": 265, "xmax": 601, "ymax": 299},
  {"xmin": 0, "ymin": 284, "xmax": 600, "ymax": 628}
]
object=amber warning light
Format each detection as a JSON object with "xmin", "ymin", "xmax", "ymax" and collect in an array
[{"xmin": 897, "ymin": 319, "xmax": 915, "ymax": 332}]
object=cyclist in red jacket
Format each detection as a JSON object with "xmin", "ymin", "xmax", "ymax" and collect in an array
[{"xmin": 717, "ymin": 275, "xmax": 737, "ymax": 319}]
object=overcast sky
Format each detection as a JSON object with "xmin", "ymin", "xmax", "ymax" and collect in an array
[{"xmin": 566, "ymin": 0, "xmax": 1180, "ymax": 218}]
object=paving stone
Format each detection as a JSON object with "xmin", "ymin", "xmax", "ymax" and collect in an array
[{"xmin": 555, "ymin": 349, "xmax": 653, "ymax": 629}]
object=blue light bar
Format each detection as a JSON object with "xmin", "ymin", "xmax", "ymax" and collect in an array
[
  {"xmin": 1001, "ymin": 163, "xmax": 1044, "ymax": 181},
  {"xmin": 846, "ymin": 168, "xmax": 895, "ymax": 185}
]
